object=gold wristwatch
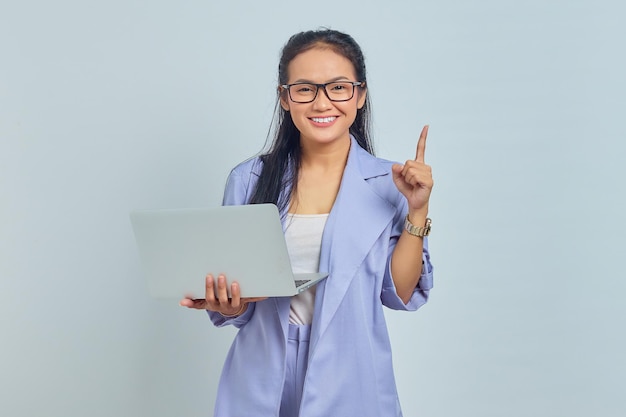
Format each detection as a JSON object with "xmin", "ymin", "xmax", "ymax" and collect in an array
[{"xmin": 404, "ymin": 215, "xmax": 432, "ymax": 237}]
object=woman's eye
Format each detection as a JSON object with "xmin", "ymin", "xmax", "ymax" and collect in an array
[{"xmin": 295, "ymin": 85, "xmax": 314, "ymax": 93}]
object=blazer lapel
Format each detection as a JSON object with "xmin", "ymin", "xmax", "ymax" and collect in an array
[{"xmin": 310, "ymin": 137, "xmax": 397, "ymax": 352}]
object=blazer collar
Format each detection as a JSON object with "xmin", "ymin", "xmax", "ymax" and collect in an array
[{"xmin": 249, "ymin": 136, "xmax": 388, "ymax": 180}]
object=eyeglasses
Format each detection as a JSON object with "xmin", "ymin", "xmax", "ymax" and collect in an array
[{"xmin": 281, "ymin": 81, "xmax": 365, "ymax": 103}]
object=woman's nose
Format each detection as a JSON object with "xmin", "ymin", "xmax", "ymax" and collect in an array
[{"xmin": 312, "ymin": 88, "xmax": 333, "ymax": 110}]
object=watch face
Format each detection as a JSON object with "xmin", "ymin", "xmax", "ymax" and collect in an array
[{"xmin": 425, "ymin": 218, "xmax": 432, "ymax": 236}]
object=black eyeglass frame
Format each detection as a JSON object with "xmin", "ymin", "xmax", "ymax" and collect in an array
[{"xmin": 280, "ymin": 81, "xmax": 365, "ymax": 103}]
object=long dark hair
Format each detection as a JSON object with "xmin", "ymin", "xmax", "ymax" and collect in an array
[{"xmin": 249, "ymin": 29, "xmax": 374, "ymax": 212}]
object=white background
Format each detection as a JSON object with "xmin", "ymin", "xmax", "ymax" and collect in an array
[{"xmin": 1, "ymin": 0, "xmax": 624, "ymax": 416}]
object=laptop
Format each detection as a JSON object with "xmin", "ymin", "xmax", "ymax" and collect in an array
[{"xmin": 129, "ymin": 203, "xmax": 328, "ymax": 299}]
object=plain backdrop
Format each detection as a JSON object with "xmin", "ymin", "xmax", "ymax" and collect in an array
[{"xmin": 1, "ymin": 0, "xmax": 625, "ymax": 416}]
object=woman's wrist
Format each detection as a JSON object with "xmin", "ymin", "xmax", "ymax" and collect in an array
[{"xmin": 407, "ymin": 207, "xmax": 428, "ymax": 224}]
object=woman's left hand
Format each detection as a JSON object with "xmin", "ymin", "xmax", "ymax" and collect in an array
[{"xmin": 391, "ymin": 125, "xmax": 434, "ymax": 213}]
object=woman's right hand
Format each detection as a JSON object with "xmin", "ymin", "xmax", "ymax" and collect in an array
[{"xmin": 179, "ymin": 274, "xmax": 267, "ymax": 316}]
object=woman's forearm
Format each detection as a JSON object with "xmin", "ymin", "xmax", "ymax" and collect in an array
[{"xmin": 390, "ymin": 209, "xmax": 428, "ymax": 304}]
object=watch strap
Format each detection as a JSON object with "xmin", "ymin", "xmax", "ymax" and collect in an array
[{"xmin": 404, "ymin": 215, "xmax": 431, "ymax": 237}]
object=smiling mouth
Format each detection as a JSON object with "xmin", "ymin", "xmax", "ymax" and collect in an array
[{"xmin": 310, "ymin": 116, "xmax": 337, "ymax": 123}]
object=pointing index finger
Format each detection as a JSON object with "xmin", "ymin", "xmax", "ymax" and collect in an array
[{"xmin": 415, "ymin": 125, "xmax": 429, "ymax": 163}]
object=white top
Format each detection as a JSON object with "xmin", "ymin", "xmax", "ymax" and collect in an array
[{"xmin": 284, "ymin": 213, "xmax": 329, "ymax": 325}]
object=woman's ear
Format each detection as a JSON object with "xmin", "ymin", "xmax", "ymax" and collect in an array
[
  {"xmin": 356, "ymin": 86, "xmax": 367, "ymax": 110},
  {"xmin": 279, "ymin": 87, "xmax": 290, "ymax": 111}
]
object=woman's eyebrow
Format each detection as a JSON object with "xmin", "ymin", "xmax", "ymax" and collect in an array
[{"xmin": 290, "ymin": 76, "xmax": 352, "ymax": 84}]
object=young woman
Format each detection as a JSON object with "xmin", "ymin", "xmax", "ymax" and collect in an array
[{"xmin": 181, "ymin": 29, "xmax": 434, "ymax": 417}]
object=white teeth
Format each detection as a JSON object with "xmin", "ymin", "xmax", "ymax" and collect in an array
[{"xmin": 311, "ymin": 117, "xmax": 336, "ymax": 123}]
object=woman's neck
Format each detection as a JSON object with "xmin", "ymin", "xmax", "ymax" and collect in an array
[
  {"xmin": 299, "ymin": 135, "xmax": 351, "ymax": 171},
  {"xmin": 290, "ymin": 136, "xmax": 350, "ymax": 215}
]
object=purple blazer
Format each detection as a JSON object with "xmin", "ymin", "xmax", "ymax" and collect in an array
[{"xmin": 208, "ymin": 136, "xmax": 434, "ymax": 417}]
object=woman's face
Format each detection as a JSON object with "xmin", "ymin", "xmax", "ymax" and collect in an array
[{"xmin": 280, "ymin": 47, "xmax": 366, "ymax": 149}]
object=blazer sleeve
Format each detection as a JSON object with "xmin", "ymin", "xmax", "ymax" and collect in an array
[
  {"xmin": 380, "ymin": 199, "xmax": 434, "ymax": 311},
  {"xmin": 206, "ymin": 165, "xmax": 258, "ymax": 328}
]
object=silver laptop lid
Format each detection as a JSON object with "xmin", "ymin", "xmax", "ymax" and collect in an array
[{"xmin": 130, "ymin": 204, "xmax": 326, "ymax": 299}]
